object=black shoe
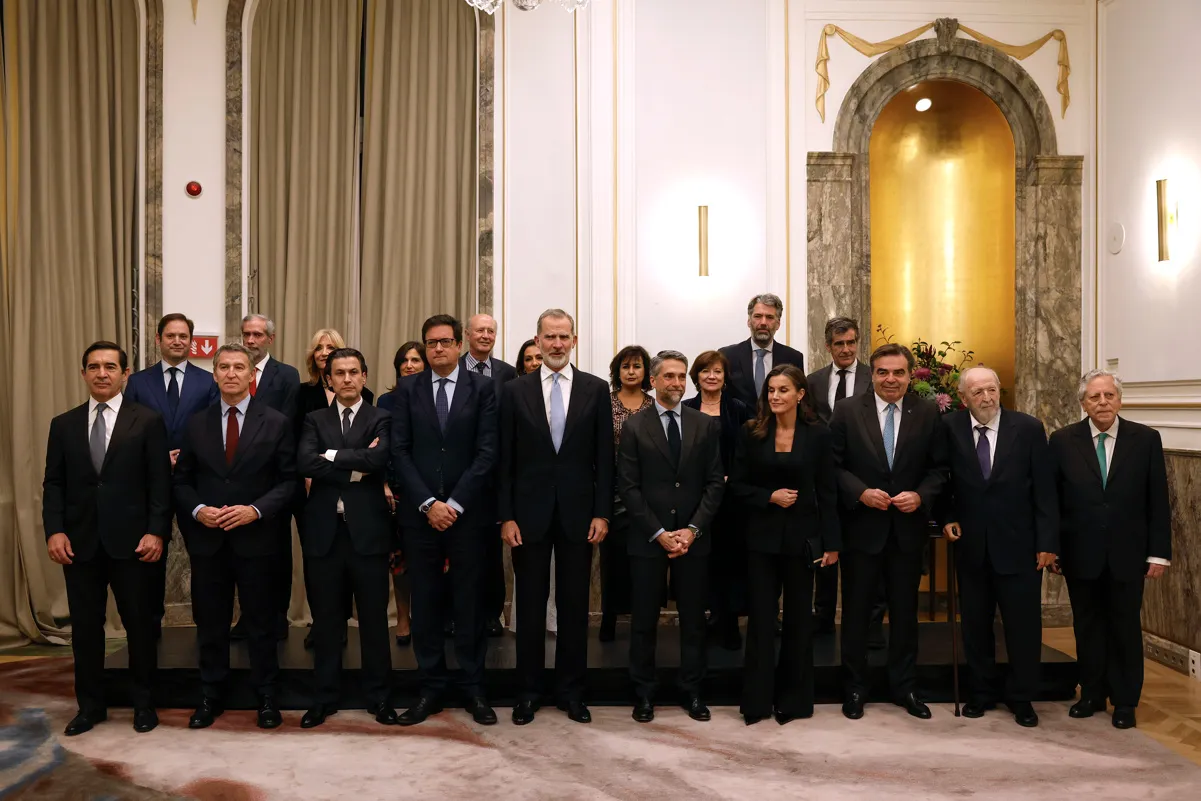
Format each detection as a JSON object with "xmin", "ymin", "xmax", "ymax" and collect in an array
[
  {"xmin": 744, "ymin": 713, "xmax": 768, "ymax": 726},
  {"xmin": 1112, "ymin": 706, "xmax": 1137, "ymax": 729},
  {"xmin": 133, "ymin": 707, "xmax": 158, "ymax": 733},
  {"xmin": 395, "ymin": 633, "xmax": 412, "ymax": 647},
  {"xmin": 812, "ymin": 615, "xmax": 835, "ymax": 635},
  {"xmin": 897, "ymin": 692, "xmax": 932, "ymax": 720},
  {"xmin": 774, "ymin": 711, "xmax": 797, "ymax": 725},
  {"xmin": 397, "ymin": 696, "xmax": 442, "ymax": 726},
  {"xmin": 229, "ymin": 620, "xmax": 248, "ymax": 640},
  {"xmin": 369, "ymin": 702, "xmax": 398, "ymax": 725},
  {"xmin": 599, "ymin": 616, "xmax": 616, "ymax": 643},
  {"xmin": 188, "ymin": 698, "xmax": 223, "ymax": 729},
  {"xmin": 485, "ymin": 618, "xmax": 505, "ymax": 638},
  {"xmin": 558, "ymin": 701, "xmax": 591, "ymax": 724},
  {"xmin": 1010, "ymin": 701, "xmax": 1039, "ymax": 728},
  {"xmin": 301, "ymin": 705, "xmax": 336, "ymax": 728},
  {"xmin": 684, "ymin": 696, "xmax": 710, "ymax": 722},
  {"xmin": 465, "ymin": 697, "xmax": 498, "ymax": 726},
  {"xmin": 257, "ymin": 697, "xmax": 282, "ymax": 729},
  {"xmin": 512, "ymin": 700, "xmax": 539, "ymax": 725},
  {"xmin": 842, "ymin": 692, "xmax": 865, "ymax": 720},
  {"xmin": 64, "ymin": 710, "xmax": 106, "ymax": 737},
  {"xmin": 1069, "ymin": 697, "xmax": 1107, "ymax": 719},
  {"xmin": 962, "ymin": 701, "xmax": 996, "ymax": 719},
  {"xmin": 632, "ymin": 699, "xmax": 654, "ymax": 723}
]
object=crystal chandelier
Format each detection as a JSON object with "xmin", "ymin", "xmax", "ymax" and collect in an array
[{"xmin": 464, "ymin": 0, "xmax": 592, "ymax": 14}]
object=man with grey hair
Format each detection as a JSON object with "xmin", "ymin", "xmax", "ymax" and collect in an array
[
  {"xmin": 941, "ymin": 365, "xmax": 1057, "ymax": 727},
  {"xmin": 1049, "ymin": 369, "xmax": 1171, "ymax": 730},
  {"xmin": 719, "ymin": 293, "xmax": 805, "ymax": 410},
  {"xmin": 617, "ymin": 350, "xmax": 724, "ymax": 723}
]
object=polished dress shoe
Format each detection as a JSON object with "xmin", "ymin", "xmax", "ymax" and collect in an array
[
  {"xmin": 558, "ymin": 701, "xmax": 591, "ymax": 723},
  {"xmin": 1112, "ymin": 706, "xmax": 1137, "ymax": 729},
  {"xmin": 188, "ymin": 698, "xmax": 223, "ymax": 729},
  {"xmin": 465, "ymin": 697, "xmax": 497, "ymax": 726},
  {"xmin": 485, "ymin": 618, "xmax": 505, "ymax": 638},
  {"xmin": 1069, "ymin": 697, "xmax": 1107, "ymax": 719},
  {"xmin": 774, "ymin": 709, "xmax": 811, "ymax": 725},
  {"xmin": 301, "ymin": 705, "xmax": 336, "ymax": 728},
  {"xmin": 743, "ymin": 713, "xmax": 768, "ymax": 726},
  {"xmin": 395, "ymin": 632, "xmax": 412, "ymax": 647},
  {"xmin": 369, "ymin": 702, "xmax": 398, "ymax": 725},
  {"xmin": 897, "ymin": 692, "xmax": 932, "ymax": 720},
  {"xmin": 842, "ymin": 692, "xmax": 865, "ymax": 720},
  {"xmin": 684, "ymin": 697, "xmax": 711, "ymax": 722},
  {"xmin": 133, "ymin": 708, "xmax": 159, "ymax": 733},
  {"xmin": 961, "ymin": 701, "xmax": 996, "ymax": 719},
  {"xmin": 1010, "ymin": 701, "xmax": 1039, "ymax": 728},
  {"xmin": 397, "ymin": 696, "xmax": 442, "ymax": 726},
  {"xmin": 632, "ymin": 699, "xmax": 655, "ymax": 723},
  {"xmin": 257, "ymin": 697, "xmax": 283, "ymax": 729},
  {"xmin": 512, "ymin": 700, "xmax": 539, "ymax": 725},
  {"xmin": 64, "ymin": 710, "xmax": 106, "ymax": 737}
]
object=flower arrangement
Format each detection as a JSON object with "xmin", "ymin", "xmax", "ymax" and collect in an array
[{"xmin": 875, "ymin": 325, "xmax": 977, "ymax": 414}]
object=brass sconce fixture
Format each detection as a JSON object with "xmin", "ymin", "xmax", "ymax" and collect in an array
[
  {"xmin": 698, "ymin": 206, "xmax": 709, "ymax": 276},
  {"xmin": 1157, "ymin": 178, "xmax": 1176, "ymax": 262}
]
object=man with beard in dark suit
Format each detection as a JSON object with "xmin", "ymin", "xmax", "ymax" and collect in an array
[{"xmin": 718, "ymin": 293, "xmax": 804, "ymax": 410}]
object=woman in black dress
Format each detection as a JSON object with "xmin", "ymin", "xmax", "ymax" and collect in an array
[
  {"xmin": 378, "ymin": 341, "xmax": 427, "ymax": 645},
  {"xmin": 682, "ymin": 350, "xmax": 752, "ymax": 650},
  {"xmin": 729, "ymin": 365, "xmax": 840, "ymax": 725}
]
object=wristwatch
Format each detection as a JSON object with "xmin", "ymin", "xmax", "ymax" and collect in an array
[
  {"xmin": 687, "ymin": 524, "xmax": 702, "ymax": 539},
  {"xmin": 419, "ymin": 500, "xmax": 435, "ymax": 515}
]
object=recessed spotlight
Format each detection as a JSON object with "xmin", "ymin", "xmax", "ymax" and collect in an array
[{"xmin": 915, "ymin": 98, "xmax": 932, "ymax": 112}]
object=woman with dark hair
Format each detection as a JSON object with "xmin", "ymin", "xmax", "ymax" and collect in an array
[
  {"xmin": 377, "ymin": 340, "xmax": 427, "ymax": 646},
  {"xmin": 682, "ymin": 349, "xmax": 753, "ymax": 650},
  {"xmin": 729, "ymin": 364, "xmax": 840, "ymax": 725},
  {"xmin": 599, "ymin": 344, "xmax": 654, "ymax": 642},
  {"xmin": 514, "ymin": 339, "xmax": 543, "ymax": 376}
]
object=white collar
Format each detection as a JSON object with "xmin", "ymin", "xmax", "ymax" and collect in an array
[
  {"xmin": 220, "ymin": 394, "xmax": 251, "ymax": 416},
  {"xmin": 655, "ymin": 399, "xmax": 680, "ymax": 417},
  {"xmin": 970, "ymin": 409, "xmax": 1001, "ymax": 433},
  {"xmin": 161, "ymin": 360, "xmax": 188, "ymax": 374},
  {"xmin": 336, "ymin": 397, "xmax": 365, "ymax": 416},
  {"xmin": 1089, "ymin": 416, "xmax": 1119, "ymax": 440},
  {"xmin": 541, "ymin": 363, "xmax": 573, "ymax": 382},
  {"xmin": 433, "ymin": 364, "xmax": 461, "ymax": 384},
  {"xmin": 255, "ymin": 353, "xmax": 271, "ymax": 371},
  {"xmin": 752, "ymin": 340, "xmax": 774, "ymax": 354},
  {"xmin": 874, "ymin": 392, "xmax": 904, "ymax": 413},
  {"xmin": 89, "ymin": 393, "xmax": 123, "ymax": 415}
]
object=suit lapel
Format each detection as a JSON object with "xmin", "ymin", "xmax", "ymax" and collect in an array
[
  {"xmin": 99, "ymin": 403, "xmax": 136, "ymax": 474},
  {"xmin": 231, "ymin": 403, "xmax": 265, "ymax": 470},
  {"xmin": 858, "ymin": 393, "xmax": 890, "ymax": 471},
  {"xmin": 677, "ymin": 406, "xmax": 700, "ymax": 469},
  {"xmin": 1071, "ymin": 420, "xmax": 1104, "ymax": 485},
  {"xmin": 989, "ymin": 411, "xmax": 1016, "ymax": 482},
  {"xmin": 1105, "ymin": 417, "xmax": 1132, "ymax": 486},
  {"xmin": 445, "ymin": 373, "xmax": 474, "ymax": 431},
  {"xmin": 560, "ymin": 368, "xmax": 586, "ymax": 446},
  {"xmin": 892, "ymin": 401, "xmax": 920, "ymax": 469},
  {"xmin": 72, "ymin": 404, "xmax": 98, "ymax": 477},
  {"xmin": 645, "ymin": 407, "xmax": 674, "ymax": 466},
  {"xmin": 521, "ymin": 372, "xmax": 555, "ymax": 448},
  {"xmin": 414, "ymin": 372, "xmax": 441, "ymax": 438},
  {"xmin": 855, "ymin": 362, "xmax": 872, "ymax": 396},
  {"xmin": 955, "ymin": 412, "xmax": 982, "ymax": 479},
  {"xmin": 205, "ymin": 405, "xmax": 230, "ymax": 476},
  {"xmin": 258, "ymin": 359, "xmax": 277, "ymax": 398}
]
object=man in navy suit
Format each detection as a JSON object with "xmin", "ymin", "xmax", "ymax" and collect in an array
[
  {"xmin": 124, "ymin": 313, "xmax": 220, "ymax": 636},
  {"xmin": 719, "ymin": 293, "xmax": 805, "ymax": 411},
  {"xmin": 241, "ymin": 313, "xmax": 301, "ymax": 639}
]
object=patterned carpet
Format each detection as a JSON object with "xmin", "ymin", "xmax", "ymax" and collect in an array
[{"xmin": 2, "ymin": 656, "xmax": 1199, "ymax": 800}]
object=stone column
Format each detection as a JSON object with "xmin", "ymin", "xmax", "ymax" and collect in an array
[{"xmin": 806, "ymin": 153, "xmax": 867, "ymax": 362}]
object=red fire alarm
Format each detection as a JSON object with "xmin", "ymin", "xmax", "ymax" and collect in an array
[{"xmin": 185, "ymin": 181, "xmax": 203, "ymax": 198}]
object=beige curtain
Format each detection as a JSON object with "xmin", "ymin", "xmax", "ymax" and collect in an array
[
  {"xmin": 359, "ymin": 0, "xmax": 477, "ymax": 381},
  {"xmin": 250, "ymin": 0, "xmax": 363, "ymax": 371},
  {"xmin": 0, "ymin": 0, "xmax": 139, "ymax": 646}
]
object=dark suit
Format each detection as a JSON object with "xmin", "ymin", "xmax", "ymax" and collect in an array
[
  {"xmin": 1051, "ymin": 417, "xmax": 1171, "ymax": 707},
  {"xmin": 807, "ymin": 360, "xmax": 872, "ymax": 627},
  {"xmin": 391, "ymin": 369, "xmax": 497, "ymax": 698},
  {"xmin": 174, "ymin": 400, "xmax": 297, "ymax": 700},
  {"xmin": 617, "ymin": 404, "xmax": 724, "ymax": 701},
  {"xmin": 252, "ymin": 355, "xmax": 301, "ymax": 626},
  {"xmin": 460, "ymin": 353, "xmax": 516, "ymax": 624},
  {"xmin": 42, "ymin": 398, "xmax": 172, "ymax": 714},
  {"xmin": 941, "ymin": 409, "xmax": 1058, "ymax": 704},
  {"xmin": 830, "ymin": 392, "xmax": 946, "ymax": 698},
  {"xmin": 498, "ymin": 366, "xmax": 613, "ymax": 703},
  {"xmin": 125, "ymin": 361, "xmax": 220, "ymax": 630},
  {"xmin": 729, "ymin": 419, "xmax": 840, "ymax": 717},
  {"xmin": 298, "ymin": 401, "xmax": 393, "ymax": 708},
  {"xmin": 718, "ymin": 338, "xmax": 805, "ymax": 411}
]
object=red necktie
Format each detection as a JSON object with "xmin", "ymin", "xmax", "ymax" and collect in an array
[
  {"xmin": 226, "ymin": 408, "xmax": 240, "ymax": 464},
  {"xmin": 249, "ymin": 370, "xmax": 258, "ymax": 397}
]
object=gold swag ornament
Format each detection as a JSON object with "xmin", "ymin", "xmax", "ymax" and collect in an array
[{"xmin": 814, "ymin": 19, "xmax": 1070, "ymax": 122}]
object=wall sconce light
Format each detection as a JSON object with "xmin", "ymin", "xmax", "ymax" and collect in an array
[
  {"xmin": 1157, "ymin": 178, "xmax": 1177, "ymax": 262},
  {"xmin": 698, "ymin": 205, "xmax": 709, "ymax": 276}
]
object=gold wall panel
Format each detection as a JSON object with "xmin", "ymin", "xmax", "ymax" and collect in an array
[{"xmin": 870, "ymin": 80, "xmax": 1016, "ymax": 396}]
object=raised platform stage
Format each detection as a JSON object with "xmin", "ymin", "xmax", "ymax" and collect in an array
[{"xmin": 104, "ymin": 622, "xmax": 1078, "ymax": 710}]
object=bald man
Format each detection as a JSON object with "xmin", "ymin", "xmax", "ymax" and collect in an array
[{"xmin": 460, "ymin": 313, "xmax": 517, "ymax": 635}]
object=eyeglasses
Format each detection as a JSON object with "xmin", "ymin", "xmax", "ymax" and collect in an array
[{"xmin": 424, "ymin": 338, "xmax": 457, "ymax": 350}]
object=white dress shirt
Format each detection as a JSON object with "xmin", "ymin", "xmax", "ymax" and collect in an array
[
  {"xmin": 827, "ymin": 363, "xmax": 857, "ymax": 411},
  {"xmin": 1088, "ymin": 417, "xmax": 1167, "ymax": 566},
  {"xmin": 874, "ymin": 392, "xmax": 903, "ymax": 450},
  {"xmin": 161, "ymin": 359, "xmax": 188, "ymax": 392},
  {"xmin": 324, "ymin": 397, "xmax": 365, "ymax": 513},
  {"xmin": 541, "ymin": 363, "xmax": 574, "ymax": 422},
  {"xmin": 254, "ymin": 353, "xmax": 271, "ymax": 388},
  {"xmin": 970, "ymin": 409, "xmax": 1001, "ymax": 465},
  {"xmin": 192, "ymin": 395, "xmax": 257, "ymax": 520},
  {"xmin": 88, "ymin": 393, "xmax": 122, "ymax": 451}
]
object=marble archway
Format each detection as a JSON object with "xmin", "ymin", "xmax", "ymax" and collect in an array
[{"xmin": 806, "ymin": 28, "xmax": 1083, "ymax": 436}]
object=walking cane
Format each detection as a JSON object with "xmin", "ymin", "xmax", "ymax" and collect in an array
[{"xmin": 946, "ymin": 537, "xmax": 961, "ymax": 717}]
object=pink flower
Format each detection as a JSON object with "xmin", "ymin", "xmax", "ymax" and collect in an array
[
  {"xmin": 914, "ymin": 367, "xmax": 932, "ymax": 380},
  {"xmin": 936, "ymin": 393, "xmax": 952, "ymax": 411}
]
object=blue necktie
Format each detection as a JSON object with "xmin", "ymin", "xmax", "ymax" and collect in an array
[
  {"xmin": 166, "ymin": 367, "xmax": 180, "ymax": 415},
  {"xmin": 883, "ymin": 402, "xmax": 897, "ymax": 469},
  {"xmin": 550, "ymin": 372, "xmax": 565, "ymax": 452},
  {"xmin": 976, "ymin": 425, "xmax": 991, "ymax": 480},
  {"xmin": 435, "ymin": 378, "xmax": 449, "ymax": 432},
  {"xmin": 753, "ymin": 349, "xmax": 767, "ymax": 398}
]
